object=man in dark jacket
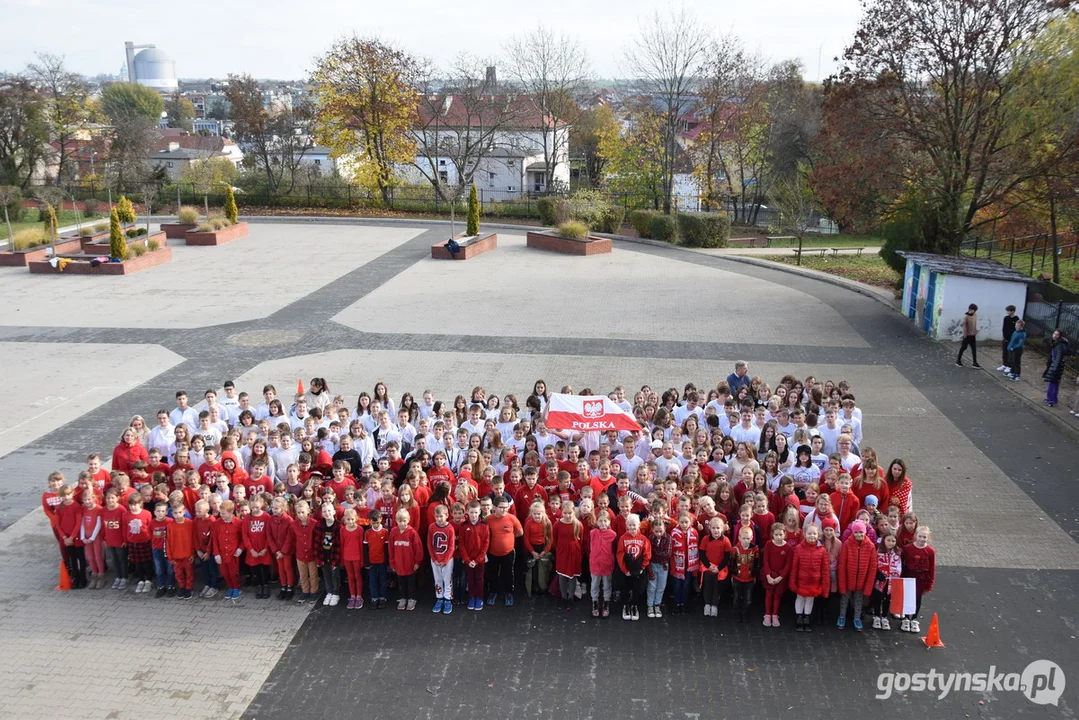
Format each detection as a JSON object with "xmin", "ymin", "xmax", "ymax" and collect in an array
[
  {"xmin": 1043, "ymin": 331, "xmax": 1070, "ymax": 406},
  {"xmin": 999, "ymin": 305, "xmax": 1018, "ymax": 371}
]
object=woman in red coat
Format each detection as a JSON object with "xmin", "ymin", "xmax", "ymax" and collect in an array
[
  {"xmin": 112, "ymin": 426, "xmax": 149, "ymax": 476},
  {"xmin": 837, "ymin": 521, "xmax": 876, "ymax": 630},
  {"xmin": 789, "ymin": 524, "xmax": 829, "ymax": 631}
]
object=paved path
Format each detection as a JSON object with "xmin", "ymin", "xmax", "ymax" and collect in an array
[{"xmin": 0, "ymin": 219, "xmax": 1075, "ymax": 718}]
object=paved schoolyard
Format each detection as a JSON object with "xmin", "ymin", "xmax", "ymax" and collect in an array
[{"xmin": 0, "ymin": 219, "xmax": 1075, "ymax": 719}]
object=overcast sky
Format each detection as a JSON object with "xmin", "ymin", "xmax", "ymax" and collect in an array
[{"xmin": 1, "ymin": 0, "xmax": 863, "ymax": 82}]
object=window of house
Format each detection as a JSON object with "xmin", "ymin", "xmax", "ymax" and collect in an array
[
  {"xmin": 439, "ymin": 170, "xmax": 448, "ymax": 183},
  {"xmin": 439, "ymin": 159, "xmax": 446, "ymax": 166},
  {"xmin": 167, "ymin": 162, "xmax": 174, "ymax": 168},
  {"xmin": 314, "ymin": 159, "xmax": 321, "ymax": 165}
]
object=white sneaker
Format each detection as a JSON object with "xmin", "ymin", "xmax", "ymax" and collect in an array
[
  {"xmin": 901, "ymin": 617, "xmax": 911, "ymax": 632},
  {"xmin": 331, "ymin": 594, "xmax": 341, "ymax": 606},
  {"xmin": 623, "ymin": 606, "xmax": 632, "ymax": 620},
  {"xmin": 996, "ymin": 365, "xmax": 1007, "ymax": 371},
  {"xmin": 139, "ymin": 581, "xmax": 149, "ymax": 593},
  {"xmin": 872, "ymin": 615, "xmax": 882, "ymax": 629},
  {"xmin": 881, "ymin": 617, "xmax": 891, "ymax": 630},
  {"xmin": 910, "ymin": 619, "xmax": 920, "ymax": 633},
  {"xmin": 323, "ymin": 594, "xmax": 334, "ymax": 606},
  {"xmin": 654, "ymin": 605, "xmax": 663, "ymax": 618},
  {"xmin": 703, "ymin": 604, "xmax": 711, "ymax": 617},
  {"xmin": 647, "ymin": 606, "xmax": 656, "ymax": 618},
  {"xmin": 1002, "ymin": 367, "xmax": 1011, "ymax": 374}
]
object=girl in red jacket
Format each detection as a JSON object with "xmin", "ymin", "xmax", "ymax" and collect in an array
[
  {"xmin": 669, "ymin": 512, "xmax": 699, "ymax": 614},
  {"xmin": 212, "ymin": 500, "xmax": 244, "ymax": 600},
  {"xmin": 761, "ymin": 523, "xmax": 793, "ymax": 627},
  {"xmin": 789, "ymin": 524, "xmax": 829, "ymax": 632},
  {"xmin": 389, "ymin": 508, "xmax": 423, "ymax": 610},
  {"xmin": 837, "ymin": 520, "xmax": 875, "ymax": 631},
  {"xmin": 458, "ymin": 501, "xmax": 490, "ymax": 611},
  {"xmin": 698, "ymin": 516, "xmax": 731, "ymax": 618},
  {"xmin": 553, "ymin": 501, "xmax": 583, "ymax": 611},
  {"xmin": 588, "ymin": 511, "xmax": 617, "ymax": 618},
  {"xmin": 268, "ymin": 496, "xmax": 296, "ymax": 601},
  {"xmin": 900, "ymin": 526, "xmax": 936, "ymax": 634},
  {"xmin": 341, "ymin": 508, "xmax": 366, "ymax": 609},
  {"xmin": 242, "ymin": 495, "xmax": 274, "ymax": 599}
]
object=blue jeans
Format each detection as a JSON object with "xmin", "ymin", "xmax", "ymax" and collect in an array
[
  {"xmin": 367, "ymin": 563, "xmax": 388, "ymax": 600},
  {"xmin": 647, "ymin": 565, "xmax": 669, "ymax": 605},
  {"xmin": 152, "ymin": 548, "xmax": 175, "ymax": 588},
  {"xmin": 672, "ymin": 576, "xmax": 691, "ymax": 606},
  {"xmin": 199, "ymin": 555, "xmax": 219, "ymax": 588}
]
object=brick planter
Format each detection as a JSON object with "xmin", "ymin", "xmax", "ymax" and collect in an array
[
  {"xmin": 526, "ymin": 231, "xmax": 612, "ymax": 255},
  {"xmin": 430, "ymin": 232, "xmax": 498, "ymax": 260},
  {"xmin": 161, "ymin": 223, "xmax": 197, "ymax": 239},
  {"xmin": 184, "ymin": 221, "xmax": 249, "ymax": 246},
  {"xmin": 75, "ymin": 230, "xmax": 113, "ymax": 249},
  {"xmin": 0, "ymin": 237, "xmax": 85, "ymax": 266},
  {"xmin": 27, "ymin": 247, "xmax": 173, "ymax": 275},
  {"xmin": 81, "ymin": 231, "xmax": 165, "ymax": 256}
]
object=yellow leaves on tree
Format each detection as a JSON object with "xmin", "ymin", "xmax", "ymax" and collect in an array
[{"xmin": 311, "ymin": 37, "xmax": 419, "ymax": 204}]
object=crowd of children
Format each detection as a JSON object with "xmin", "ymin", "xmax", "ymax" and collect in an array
[{"xmin": 43, "ymin": 370, "xmax": 936, "ymax": 633}]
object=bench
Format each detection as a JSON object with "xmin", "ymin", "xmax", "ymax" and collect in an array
[
  {"xmin": 830, "ymin": 246, "xmax": 866, "ymax": 257},
  {"xmin": 728, "ymin": 236, "xmax": 769, "ymax": 248},
  {"xmin": 430, "ymin": 232, "xmax": 498, "ymax": 260},
  {"xmin": 767, "ymin": 235, "xmax": 797, "ymax": 247},
  {"xmin": 793, "ymin": 247, "xmax": 827, "ymax": 259}
]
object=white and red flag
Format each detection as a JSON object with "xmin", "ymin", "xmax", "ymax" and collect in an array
[
  {"xmin": 889, "ymin": 577, "xmax": 918, "ymax": 616},
  {"xmin": 545, "ymin": 394, "xmax": 641, "ymax": 433}
]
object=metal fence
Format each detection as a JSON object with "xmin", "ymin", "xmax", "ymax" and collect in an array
[{"xmin": 958, "ymin": 231, "xmax": 1079, "ymax": 279}]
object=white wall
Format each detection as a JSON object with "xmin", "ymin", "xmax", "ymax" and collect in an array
[{"xmin": 938, "ymin": 274, "xmax": 1027, "ymax": 341}]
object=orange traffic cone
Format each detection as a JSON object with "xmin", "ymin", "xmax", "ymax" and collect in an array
[
  {"xmin": 56, "ymin": 561, "xmax": 72, "ymax": 591},
  {"xmin": 297, "ymin": 379, "xmax": 305, "ymax": 395},
  {"xmin": 921, "ymin": 613, "xmax": 945, "ymax": 648}
]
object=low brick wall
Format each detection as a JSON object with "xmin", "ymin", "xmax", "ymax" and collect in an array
[
  {"xmin": 27, "ymin": 247, "xmax": 173, "ymax": 275},
  {"xmin": 0, "ymin": 237, "xmax": 85, "ymax": 266},
  {"xmin": 526, "ymin": 231, "xmax": 612, "ymax": 256},
  {"xmin": 161, "ymin": 223, "xmax": 197, "ymax": 239},
  {"xmin": 431, "ymin": 232, "xmax": 498, "ymax": 260},
  {"xmin": 81, "ymin": 231, "xmax": 164, "ymax": 256},
  {"xmin": 184, "ymin": 221, "xmax": 249, "ymax": 246}
]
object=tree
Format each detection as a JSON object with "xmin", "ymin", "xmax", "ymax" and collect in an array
[
  {"xmin": 0, "ymin": 185, "xmax": 18, "ymax": 241},
  {"xmin": 625, "ymin": 7, "xmax": 710, "ymax": 213},
  {"xmin": 0, "ymin": 75, "xmax": 48, "ymax": 187},
  {"xmin": 108, "ymin": 206, "xmax": 125, "ymax": 260},
  {"xmin": 27, "ymin": 53, "xmax": 90, "ymax": 185},
  {"xmin": 116, "ymin": 195, "xmax": 136, "ymax": 224},
  {"xmin": 101, "ymin": 82, "xmax": 164, "ymax": 123},
  {"xmin": 507, "ymin": 25, "xmax": 589, "ymax": 189},
  {"xmin": 206, "ymin": 97, "xmax": 230, "ymax": 121},
  {"xmin": 838, "ymin": 0, "xmax": 1074, "ymax": 252},
  {"xmin": 466, "ymin": 182, "xmax": 479, "ymax": 236},
  {"xmin": 311, "ymin": 37, "xmax": 419, "ymax": 204},
  {"xmin": 166, "ymin": 93, "xmax": 195, "ymax": 131},
  {"xmin": 224, "ymin": 184, "xmax": 238, "ymax": 224},
  {"xmin": 570, "ymin": 104, "xmax": 617, "ymax": 188},
  {"xmin": 597, "ymin": 106, "xmax": 666, "ymax": 208},
  {"xmin": 138, "ymin": 174, "xmax": 160, "ymax": 234},
  {"xmin": 412, "ymin": 55, "xmax": 524, "ymax": 201},
  {"xmin": 42, "ymin": 202, "xmax": 59, "ymax": 243},
  {"xmin": 771, "ymin": 171, "xmax": 819, "ymax": 265},
  {"xmin": 181, "ymin": 153, "xmax": 237, "ymax": 217}
]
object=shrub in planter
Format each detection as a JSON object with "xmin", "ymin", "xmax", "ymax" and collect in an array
[
  {"xmin": 566, "ymin": 189, "xmax": 608, "ymax": 228},
  {"xmin": 109, "ymin": 208, "xmax": 126, "ymax": 260},
  {"xmin": 177, "ymin": 206, "xmax": 199, "ymax": 224},
  {"xmin": 130, "ymin": 243, "xmax": 148, "ymax": 257},
  {"xmin": 210, "ymin": 217, "xmax": 230, "ymax": 230},
  {"xmin": 116, "ymin": 196, "xmax": 136, "ymax": 224},
  {"xmin": 126, "ymin": 228, "xmax": 139, "ymax": 239},
  {"xmin": 630, "ymin": 210, "xmax": 656, "ymax": 238},
  {"xmin": 136, "ymin": 227, "xmax": 147, "ymax": 236},
  {"xmin": 12, "ymin": 228, "xmax": 47, "ymax": 250},
  {"xmin": 83, "ymin": 198, "xmax": 101, "ymax": 216},
  {"xmin": 597, "ymin": 205, "xmax": 626, "ymax": 234},
  {"xmin": 195, "ymin": 222, "xmax": 215, "ymax": 233},
  {"xmin": 147, "ymin": 239, "xmax": 161, "ymax": 251},
  {"xmin": 79, "ymin": 225, "xmax": 96, "ymax": 238},
  {"xmin": 676, "ymin": 212, "xmax": 731, "ymax": 248},
  {"xmin": 556, "ymin": 221, "xmax": 589, "ymax": 239},
  {"xmin": 537, "ymin": 197, "xmax": 557, "ymax": 226},
  {"xmin": 466, "ymin": 183, "xmax": 480, "ymax": 237},
  {"xmin": 93, "ymin": 221, "xmax": 108, "ymax": 234},
  {"xmin": 224, "ymin": 185, "xmax": 239, "ymax": 224},
  {"xmin": 649, "ymin": 214, "xmax": 678, "ymax": 243},
  {"xmin": 43, "ymin": 203, "xmax": 59, "ymax": 243}
]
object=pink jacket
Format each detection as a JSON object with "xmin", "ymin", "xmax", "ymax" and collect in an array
[{"xmin": 589, "ymin": 527, "xmax": 617, "ymax": 576}]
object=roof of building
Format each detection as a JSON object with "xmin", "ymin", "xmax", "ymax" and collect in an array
[
  {"xmin": 150, "ymin": 132, "xmax": 236, "ymax": 154},
  {"xmin": 897, "ymin": 251, "xmax": 1040, "ymax": 283},
  {"xmin": 149, "ymin": 148, "xmax": 217, "ymax": 161},
  {"xmin": 134, "ymin": 47, "xmax": 174, "ymax": 64},
  {"xmin": 416, "ymin": 94, "xmax": 567, "ymax": 130}
]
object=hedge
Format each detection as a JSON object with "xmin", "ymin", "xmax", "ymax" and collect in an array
[
  {"xmin": 596, "ymin": 205, "xmax": 626, "ymax": 234},
  {"xmin": 649, "ymin": 214, "xmax": 678, "ymax": 243},
  {"xmin": 630, "ymin": 210, "xmax": 657, "ymax": 238},
  {"xmin": 676, "ymin": 212, "xmax": 731, "ymax": 248},
  {"xmin": 537, "ymin": 197, "xmax": 557, "ymax": 226}
]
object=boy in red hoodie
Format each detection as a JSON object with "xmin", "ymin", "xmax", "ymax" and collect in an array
[
  {"xmin": 193, "ymin": 499, "xmax": 219, "ymax": 598},
  {"xmin": 790, "ymin": 524, "xmax": 830, "ymax": 631},
  {"xmin": 616, "ymin": 514, "xmax": 651, "ymax": 621},
  {"xmin": 837, "ymin": 520, "xmax": 875, "ymax": 631},
  {"xmin": 54, "ymin": 485, "xmax": 87, "ymax": 589},
  {"xmin": 243, "ymin": 494, "xmax": 274, "ymax": 599},
  {"xmin": 124, "ymin": 494, "xmax": 154, "ymax": 594},
  {"xmin": 458, "ymin": 501, "xmax": 490, "ymax": 611},
  {"xmin": 427, "ymin": 504, "xmax": 456, "ymax": 615},
  {"xmin": 268, "ymin": 496, "xmax": 296, "ymax": 600},
  {"xmin": 730, "ymin": 525, "xmax": 760, "ymax": 623},
  {"xmin": 389, "ymin": 508, "xmax": 423, "ymax": 611},
  {"xmin": 761, "ymin": 523, "xmax": 793, "ymax": 627},
  {"xmin": 212, "ymin": 500, "xmax": 244, "ymax": 600},
  {"xmin": 292, "ymin": 500, "xmax": 320, "ymax": 603},
  {"xmin": 166, "ymin": 508, "xmax": 196, "ymax": 598},
  {"xmin": 829, "ymin": 474, "xmax": 861, "ymax": 533}
]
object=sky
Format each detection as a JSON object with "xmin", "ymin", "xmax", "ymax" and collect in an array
[{"xmin": 0, "ymin": 0, "xmax": 864, "ymax": 82}]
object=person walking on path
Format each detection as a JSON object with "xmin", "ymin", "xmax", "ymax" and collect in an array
[
  {"xmin": 997, "ymin": 305, "xmax": 1018, "ymax": 372},
  {"xmin": 955, "ymin": 304, "xmax": 981, "ymax": 368},
  {"xmin": 1042, "ymin": 330, "xmax": 1070, "ymax": 407},
  {"xmin": 1004, "ymin": 321, "xmax": 1026, "ymax": 381}
]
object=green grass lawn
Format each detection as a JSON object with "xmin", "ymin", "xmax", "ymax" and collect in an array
[
  {"xmin": 5, "ymin": 209, "xmax": 107, "ymax": 238},
  {"xmin": 761, "ymin": 251, "xmax": 902, "ymax": 289},
  {"xmin": 959, "ymin": 249, "xmax": 1079, "ymax": 294}
]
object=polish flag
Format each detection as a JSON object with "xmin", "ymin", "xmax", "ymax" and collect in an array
[
  {"xmin": 889, "ymin": 577, "xmax": 917, "ymax": 616},
  {"xmin": 545, "ymin": 394, "xmax": 641, "ymax": 433}
]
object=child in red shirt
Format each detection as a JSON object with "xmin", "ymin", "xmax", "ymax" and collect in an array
[
  {"xmin": 552, "ymin": 501, "xmax": 583, "ymax": 610},
  {"xmin": 148, "ymin": 501, "xmax": 175, "ymax": 596},
  {"xmin": 267, "ymin": 496, "xmax": 296, "ymax": 600},
  {"xmin": 340, "ymin": 508, "xmax": 366, "ymax": 609},
  {"xmin": 212, "ymin": 500, "xmax": 244, "ymax": 600},
  {"xmin": 389, "ymin": 507, "xmax": 423, "ymax": 610},
  {"xmin": 243, "ymin": 495, "xmax": 273, "ymax": 598},
  {"xmin": 124, "ymin": 494, "xmax": 154, "ymax": 593},
  {"xmin": 193, "ymin": 499, "xmax": 218, "ymax": 598},
  {"xmin": 427, "ymin": 504, "xmax": 456, "ymax": 614},
  {"xmin": 101, "ymin": 489, "xmax": 128, "ymax": 589},
  {"xmin": 458, "ymin": 501, "xmax": 490, "ymax": 610},
  {"xmin": 42, "ymin": 472, "xmax": 67, "ymax": 566},
  {"xmin": 166, "ymin": 509, "xmax": 196, "ymax": 598},
  {"xmin": 364, "ymin": 508, "xmax": 390, "ymax": 608},
  {"xmin": 292, "ymin": 500, "xmax": 320, "ymax": 603},
  {"xmin": 761, "ymin": 523, "xmax": 793, "ymax": 627},
  {"xmin": 616, "ymin": 514, "xmax": 651, "ymax": 621},
  {"xmin": 731, "ymin": 525, "xmax": 760, "ymax": 623},
  {"xmin": 900, "ymin": 525, "xmax": 936, "ymax": 634},
  {"xmin": 698, "ymin": 516, "xmax": 731, "ymax": 618},
  {"xmin": 79, "ymin": 490, "xmax": 105, "ymax": 588},
  {"xmin": 55, "ymin": 485, "xmax": 87, "ymax": 589}
]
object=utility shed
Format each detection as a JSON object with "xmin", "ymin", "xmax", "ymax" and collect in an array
[{"xmin": 897, "ymin": 252, "xmax": 1038, "ymax": 341}]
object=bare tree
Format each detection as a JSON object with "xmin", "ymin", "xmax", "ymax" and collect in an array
[
  {"xmin": 626, "ymin": 7, "xmax": 710, "ymax": 213},
  {"xmin": 506, "ymin": 26, "xmax": 589, "ymax": 191},
  {"xmin": 771, "ymin": 171, "xmax": 819, "ymax": 265},
  {"xmin": 27, "ymin": 53, "xmax": 90, "ymax": 185},
  {"xmin": 412, "ymin": 55, "xmax": 523, "ymax": 202},
  {"xmin": 0, "ymin": 185, "xmax": 18, "ymax": 241}
]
